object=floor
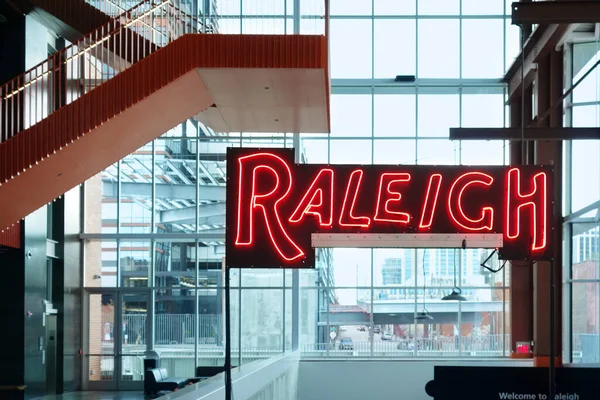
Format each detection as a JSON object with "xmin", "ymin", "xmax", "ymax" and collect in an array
[{"xmin": 42, "ymin": 392, "xmax": 145, "ymax": 400}]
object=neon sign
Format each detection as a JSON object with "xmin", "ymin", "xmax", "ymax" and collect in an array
[{"xmin": 226, "ymin": 148, "xmax": 554, "ymax": 268}]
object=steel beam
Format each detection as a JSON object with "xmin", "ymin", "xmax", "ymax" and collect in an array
[
  {"xmin": 159, "ymin": 202, "xmax": 225, "ymax": 225},
  {"xmin": 79, "ymin": 231, "xmax": 225, "ymax": 241},
  {"xmin": 103, "ymin": 181, "xmax": 225, "ymax": 201},
  {"xmin": 311, "ymin": 233, "xmax": 503, "ymax": 249},
  {"xmin": 512, "ymin": 1, "xmax": 600, "ymax": 25},
  {"xmin": 449, "ymin": 127, "xmax": 600, "ymax": 141},
  {"xmin": 505, "ymin": 24, "xmax": 570, "ymax": 100}
]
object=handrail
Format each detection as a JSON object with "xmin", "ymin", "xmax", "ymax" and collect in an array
[{"xmin": 0, "ymin": 0, "xmax": 205, "ymax": 143}]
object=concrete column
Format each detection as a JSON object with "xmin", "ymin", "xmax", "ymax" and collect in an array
[{"xmin": 533, "ymin": 50, "xmax": 563, "ymax": 367}]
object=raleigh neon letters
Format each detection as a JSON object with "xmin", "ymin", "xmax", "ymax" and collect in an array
[{"xmin": 226, "ymin": 148, "xmax": 553, "ymax": 268}]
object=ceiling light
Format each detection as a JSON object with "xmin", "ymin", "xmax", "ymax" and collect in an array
[
  {"xmin": 415, "ymin": 311, "xmax": 434, "ymax": 321},
  {"xmin": 441, "ymin": 288, "xmax": 467, "ymax": 302}
]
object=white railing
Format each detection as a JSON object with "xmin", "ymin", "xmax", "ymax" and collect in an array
[
  {"xmin": 302, "ymin": 335, "xmax": 510, "ymax": 358},
  {"xmin": 1, "ymin": 0, "xmax": 209, "ymax": 144}
]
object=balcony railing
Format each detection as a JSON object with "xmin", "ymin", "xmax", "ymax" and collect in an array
[{"xmin": 0, "ymin": 0, "xmax": 211, "ymax": 144}]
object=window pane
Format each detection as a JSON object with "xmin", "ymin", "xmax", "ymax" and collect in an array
[
  {"xmin": 85, "ymin": 239, "xmax": 116, "ymax": 287},
  {"xmin": 330, "ymin": 0, "xmax": 372, "ymax": 15},
  {"xmin": 418, "ymin": 0, "xmax": 459, "ymax": 15},
  {"xmin": 120, "ymin": 147, "xmax": 153, "ymax": 233},
  {"xmin": 331, "ymin": 94, "xmax": 372, "ymax": 137},
  {"xmin": 417, "ymin": 140, "xmax": 459, "ymax": 165},
  {"xmin": 331, "ymin": 20, "xmax": 372, "ymax": 78},
  {"xmin": 299, "ymin": 288, "xmax": 319, "ymax": 346},
  {"xmin": 155, "ymin": 139, "xmax": 200, "ymax": 234},
  {"xmin": 300, "ymin": 18, "xmax": 325, "ymax": 35},
  {"xmin": 374, "ymin": 0, "xmax": 415, "ymax": 15},
  {"xmin": 242, "ymin": 18, "xmax": 285, "ymax": 34},
  {"xmin": 241, "ymin": 269, "xmax": 284, "ymax": 287},
  {"xmin": 571, "ymin": 282, "xmax": 600, "ymax": 363},
  {"xmin": 241, "ymin": 289, "xmax": 284, "ymax": 355},
  {"xmin": 462, "ymin": 0, "xmax": 504, "ymax": 15},
  {"xmin": 154, "ymin": 294, "xmax": 196, "ymax": 375},
  {"xmin": 330, "ymin": 140, "xmax": 373, "ymax": 164},
  {"xmin": 572, "ymin": 223, "xmax": 600, "ymax": 279},
  {"xmin": 120, "ymin": 241, "xmax": 151, "ymax": 287},
  {"xmin": 373, "ymin": 249, "xmax": 415, "ymax": 289},
  {"xmin": 461, "ymin": 93, "xmax": 505, "ymax": 127},
  {"xmin": 373, "ymin": 140, "xmax": 416, "ymax": 164},
  {"xmin": 242, "ymin": 0, "xmax": 286, "ymax": 15},
  {"xmin": 332, "ymin": 248, "xmax": 372, "ymax": 286},
  {"xmin": 571, "ymin": 139, "xmax": 600, "ymax": 211},
  {"xmin": 374, "ymin": 20, "xmax": 416, "ymax": 78},
  {"xmin": 220, "ymin": 0, "xmax": 241, "ymax": 14},
  {"xmin": 418, "ymin": 20, "xmax": 459, "ymax": 78},
  {"xmin": 505, "ymin": 20, "xmax": 521, "ymax": 74},
  {"xmin": 572, "ymin": 104, "xmax": 600, "ymax": 127},
  {"xmin": 374, "ymin": 94, "xmax": 416, "ymax": 137},
  {"xmin": 95, "ymin": 164, "xmax": 117, "ymax": 234},
  {"xmin": 417, "ymin": 94, "xmax": 459, "ymax": 137},
  {"xmin": 155, "ymin": 240, "xmax": 196, "ymax": 288},
  {"xmin": 460, "ymin": 141, "xmax": 505, "ymax": 165},
  {"xmin": 301, "ymin": 139, "xmax": 329, "ymax": 163},
  {"xmin": 219, "ymin": 18, "xmax": 241, "ymax": 34},
  {"xmin": 572, "ymin": 45, "xmax": 600, "ymax": 104},
  {"xmin": 462, "ymin": 19, "xmax": 504, "ymax": 79}
]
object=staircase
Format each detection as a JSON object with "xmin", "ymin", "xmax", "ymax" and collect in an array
[{"xmin": 0, "ymin": 0, "xmax": 330, "ymax": 237}]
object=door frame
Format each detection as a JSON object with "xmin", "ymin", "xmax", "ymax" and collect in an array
[{"xmin": 83, "ymin": 288, "xmax": 152, "ymax": 391}]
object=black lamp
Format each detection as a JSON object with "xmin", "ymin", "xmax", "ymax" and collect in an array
[
  {"xmin": 415, "ymin": 249, "xmax": 434, "ymax": 322},
  {"xmin": 442, "ymin": 249, "xmax": 467, "ymax": 301}
]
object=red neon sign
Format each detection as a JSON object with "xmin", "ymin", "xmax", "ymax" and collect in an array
[
  {"xmin": 227, "ymin": 149, "xmax": 553, "ymax": 268},
  {"xmin": 447, "ymin": 172, "xmax": 495, "ymax": 232},
  {"xmin": 374, "ymin": 173, "xmax": 412, "ymax": 225},
  {"xmin": 505, "ymin": 168, "xmax": 548, "ymax": 252},
  {"xmin": 339, "ymin": 170, "xmax": 371, "ymax": 228},
  {"xmin": 289, "ymin": 168, "xmax": 334, "ymax": 227},
  {"xmin": 419, "ymin": 174, "xmax": 442, "ymax": 229},
  {"xmin": 235, "ymin": 153, "xmax": 304, "ymax": 262}
]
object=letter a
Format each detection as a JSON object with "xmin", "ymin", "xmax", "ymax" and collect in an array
[{"xmin": 289, "ymin": 169, "xmax": 334, "ymax": 226}]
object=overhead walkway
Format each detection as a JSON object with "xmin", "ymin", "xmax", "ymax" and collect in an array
[
  {"xmin": 322, "ymin": 299, "xmax": 503, "ymax": 325},
  {"xmin": 0, "ymin": 0, "xmax": 330, "ymax": 238}
]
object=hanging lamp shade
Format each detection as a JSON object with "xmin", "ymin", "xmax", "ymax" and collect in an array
[
  {"xmin": 415, "ymin": 310, "xmax": 434, "ymax": 321},
  {"xmin": 441, "ymin": 287, "xmax": 467, "ymax": 301},
  {"xmin": 441, "ymin": 248, "xmax": 467, "ymax": 301}
]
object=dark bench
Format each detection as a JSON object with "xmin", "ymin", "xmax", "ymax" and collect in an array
[{"xmin": 144, "ymin": 367, "xmax": 199, "ymax": 396}]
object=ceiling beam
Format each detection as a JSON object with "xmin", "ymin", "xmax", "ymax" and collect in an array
[
  {"xmin": 449, "ymin": 127, "xmax": 600, "ymax": 141},
  {"xmin": 504, "ymin": 24, "xmax": 570, "ymax": 101},
  {"xmin": 512, "ymin": 1, "xmax": 600, "ymax": 25}
]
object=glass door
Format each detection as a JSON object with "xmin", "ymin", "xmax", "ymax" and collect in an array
[{"xmin": 85, "ymin": 290, "xmax": 150, "ymax": 390}]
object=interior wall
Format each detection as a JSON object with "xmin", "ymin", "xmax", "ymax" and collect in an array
[
  {"xmin": 297, "ymin": 359, "xmax": 533, "ymax": 400},
  {"xmin": 0, "ymin": 4, "xmax": 27, "ymax": 399},
  {"xmin": 61, "ymin": 186, "xmax": 83, "ymax": 392},
  {"xmin": 24, "ymin": 206, "xmax": 49, "ymax": 400}
]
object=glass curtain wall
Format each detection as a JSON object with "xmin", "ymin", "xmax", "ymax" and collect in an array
[
  {"xmin": 298, "ymin": 0, "xmax": 514, "ymax": 357},
  {"xmin": 563, "ymin": 40, "xmax": 600, "ymax": 364},
  {"xmin": 82, "ymin": 0, "xmax": 518, "ymax": 378}
]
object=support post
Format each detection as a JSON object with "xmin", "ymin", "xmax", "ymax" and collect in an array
[
  {"xmin": 224, "ymin": 265, "xmax": 232, "ymax": 400},
  {"xmin": 549, "ymin": 259, "xmax": 556, "ymax": 400}
]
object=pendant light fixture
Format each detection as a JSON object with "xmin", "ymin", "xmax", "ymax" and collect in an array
[
  {"xmin": 442, "ymin": 248, "xmax": 467, "ymax": 301},
  {"xmin": 415, "ymin": 249, "xmax": 434, "ymax": 321}
]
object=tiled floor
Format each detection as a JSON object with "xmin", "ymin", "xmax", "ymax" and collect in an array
[{"xmin": 42, "ymin": 392, "xmax": 145, "ymax": 400}]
